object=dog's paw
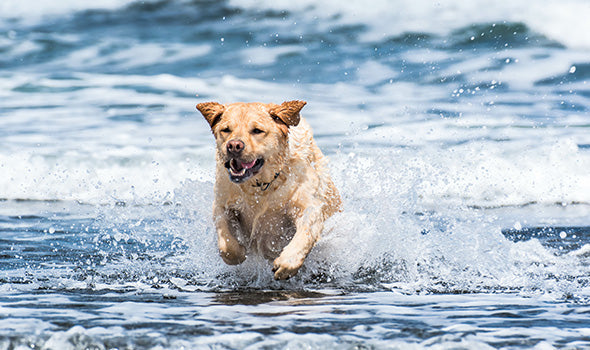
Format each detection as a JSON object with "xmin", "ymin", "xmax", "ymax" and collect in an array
[
  {"xmin": 272, "ymin": 252, "xmax": 304, "ymax": 280},
  {"xmin": 218, "ymin": 240, "xmax": 246, "ymax": 265},
  {"xmin": 217, "ymin": 235, "xmax": 246, "ymax": 265},
  {"xmin": 220, "ymin": 249, "xmax": 246, "ymax": 265}
]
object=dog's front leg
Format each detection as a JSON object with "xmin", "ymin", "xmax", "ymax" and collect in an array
[
  {"xmin": 215, "ymin": 208, "xmax": 246, "ymax": 265},
  {"xmin": 272, "ymin": 204, "xmax": 323, "ymax": 280}
]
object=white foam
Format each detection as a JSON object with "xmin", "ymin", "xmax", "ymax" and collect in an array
[
  {"xmin": 55, "ymin": 42, "xmax": 212, "ymax": 71},
  {"xmin": 230, "ymin": 0, "xmax": 590, "ymax": 48},
  {"xmin": 4, "ymin": 0, "xmax": 590, "ymax": 48},
  {"xmin": 162, "ymin": 167, "xmax": 590, "ymax": 295},
  {"xmin": 2, "ymin": 72, "xmax": 590, "ymax": 210},
  {"xmin": 241, "ymin": 45, "xmax": 303, "ymax": 65},
  {"xmin": 0, "ymin": 0, "xmax": 138, "ymax": 23}
]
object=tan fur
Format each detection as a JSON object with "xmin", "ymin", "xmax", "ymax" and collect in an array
[{"xmin": 196, "ymin": 100, "xmax": 341, "ymax": 280}]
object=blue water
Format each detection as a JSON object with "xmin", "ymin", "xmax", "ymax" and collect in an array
[{"xmin": 1, "ymin": 0, "xmax": 590, "ymax": 348}]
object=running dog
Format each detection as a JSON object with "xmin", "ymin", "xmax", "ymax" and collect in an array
[{"xmin": 196, "ymin": 100, "xmax": 341, "ymax": 280}]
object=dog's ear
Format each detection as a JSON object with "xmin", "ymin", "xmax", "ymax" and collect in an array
[
  {"xmin": 269, "ymin": 100, "xmax": 306, "ymax": 127},
  {"xmin": 196, "ymin": 102, "xmax": 225, "ymax": 128}
]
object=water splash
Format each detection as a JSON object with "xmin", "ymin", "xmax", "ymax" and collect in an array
[{"xmin": 99, "ymin": 157, "xmax": 589, "ymax": 298}]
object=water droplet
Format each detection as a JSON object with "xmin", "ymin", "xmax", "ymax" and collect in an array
[
  {"xmin": 559, "ymin": 231, "xmax": 567, "ymax": 239},
  {"xmin": 48, "ymin": 227, "xmax": 56, "ymax": 234},
  {"xmin": 569, "ymin": 66, "xmax": 576, "ymax": 74}
]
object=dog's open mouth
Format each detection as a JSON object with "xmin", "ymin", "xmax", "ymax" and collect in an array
[{"xmin": 224, "ymin": 158, "xmax": 264, "ymax": 183}]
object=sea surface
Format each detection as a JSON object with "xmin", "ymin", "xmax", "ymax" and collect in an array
[{"xmin": 1, "ymin": 0, "xmax": 590, "ymax": 348}]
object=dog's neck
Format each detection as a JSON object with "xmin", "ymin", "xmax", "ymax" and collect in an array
[
  {"xmin": 251, "ymin": 147, "xmax": 289, "ymax": 192},
  {"xmin": 253, "ymin": 171, "xmax": 280, "ymax": 191}
]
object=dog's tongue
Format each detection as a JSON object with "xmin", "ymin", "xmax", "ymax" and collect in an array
[{"xmin": 241, "ymin": 159, "xmax": 257, "ymax": 169}]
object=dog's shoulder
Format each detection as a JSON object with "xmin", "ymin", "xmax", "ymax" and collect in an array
[
  {"xmin": 288, "ymin": 118, "xmax": 341, "ymax": 215},
  {"xmin": 288, "ymin": 117, "xmax": 318, "ymax": 163}
]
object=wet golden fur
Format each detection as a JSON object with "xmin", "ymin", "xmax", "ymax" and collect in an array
[{"xmin": 196, "ymin": 100, "xmax": 341, "ymax": 280}]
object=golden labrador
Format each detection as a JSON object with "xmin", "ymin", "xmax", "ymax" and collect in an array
[{"xmin": 196, "ymin": 100, "xmax": 341, "ymax": 280}]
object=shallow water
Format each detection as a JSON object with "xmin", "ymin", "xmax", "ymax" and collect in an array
[{"xmin": 1, "ymin": 0, "xmax": 590, "ymax": 348}]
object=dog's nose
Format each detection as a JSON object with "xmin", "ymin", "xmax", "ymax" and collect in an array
[{"xmin": 226, "ymin": 139, "xmax": 245, "ymax": 154}]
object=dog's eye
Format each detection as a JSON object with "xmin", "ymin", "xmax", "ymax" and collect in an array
[
  {"xmin": 220, "ymin": 127, "xmax": 231, "ymax": 133},
  {"xmin": 251, "ymin": 128, "xmax": 265, "ymax": 135}
]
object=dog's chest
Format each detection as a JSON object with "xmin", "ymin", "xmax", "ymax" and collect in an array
[{"xmin": 234, "ymin": 204, "xmax": 296, "ymax": 260}]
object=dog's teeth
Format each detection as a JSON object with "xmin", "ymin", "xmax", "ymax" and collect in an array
[{"xmin": 231, "ymin": 168, "xmax": 246, "ymax": 176}]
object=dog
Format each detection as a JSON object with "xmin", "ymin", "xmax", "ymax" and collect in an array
[{"xmin": 196, "ymin": 100, "xmax": 341, "ymax": 280}]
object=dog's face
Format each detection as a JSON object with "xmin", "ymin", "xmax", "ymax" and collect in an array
[{"xmin": 197, "ymin": 101, "xmax": 306, "ymax": 184}]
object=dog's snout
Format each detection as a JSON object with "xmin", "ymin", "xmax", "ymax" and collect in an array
[{"xmin": 227, "ymin": 139, "xmax": 245, "ymax": 154}]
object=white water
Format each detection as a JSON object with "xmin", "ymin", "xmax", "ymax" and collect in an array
[
  {"xmin": 2, "ymin": 72, "xmax": 590, "ymax": 209},
  {"xmin": 1, "ymin": 1, "xmax": 590, "ymax": 348},
  {"xmin": 229, "ymin": 0, "xmax": 590, "ymax": 48}
]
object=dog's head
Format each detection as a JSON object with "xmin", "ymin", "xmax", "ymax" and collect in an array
[{"xmin": 196, "ymin": 101, "xmax": 306, "ymax": 184}]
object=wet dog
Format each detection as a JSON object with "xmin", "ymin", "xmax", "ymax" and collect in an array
[{"xmin": 196, "ymin": 100, "xmax": 341, "ymax": 280}]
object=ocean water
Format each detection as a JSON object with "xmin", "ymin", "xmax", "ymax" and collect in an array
[{"xmin": 1, "ymin": 0, "xmax": 590, "ymax": 348}]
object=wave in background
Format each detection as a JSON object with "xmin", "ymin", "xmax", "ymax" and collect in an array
[{"xmin": 3, "ymin": 0, "xmax": 590, "ymax": 48}]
